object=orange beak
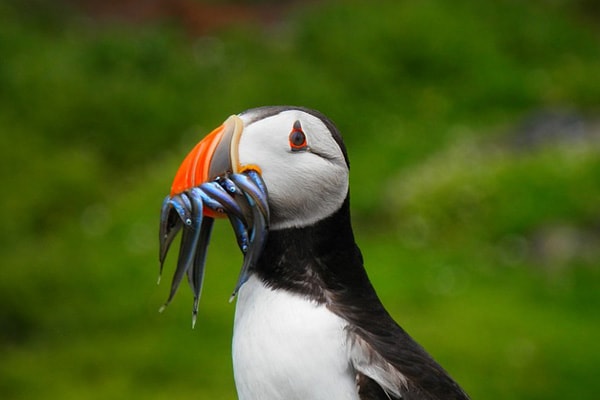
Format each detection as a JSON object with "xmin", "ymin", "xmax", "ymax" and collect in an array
[
  {"xmin": 170, "ymin": 115, "xmax": 244, "ymax": 198},
  {"xmin": 159, "ymin": 113, "xmax": 270, "ymax": 315}
]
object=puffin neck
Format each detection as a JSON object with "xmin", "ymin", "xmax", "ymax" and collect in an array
[{"xmin": 252, "ymin": 195, "xmax": 367, "ymax": 302}]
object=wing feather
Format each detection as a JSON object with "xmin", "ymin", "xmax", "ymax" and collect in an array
[{"xmin": 349, "ymin": 330, "xmax": 407, "ymax": 399}]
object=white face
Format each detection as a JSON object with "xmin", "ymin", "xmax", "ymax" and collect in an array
[{"xmin": 238, "ymin": 109, "xmax": 349, "ymax": 230}]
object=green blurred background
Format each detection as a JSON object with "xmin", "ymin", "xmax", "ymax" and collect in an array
[{"xmin": 1, "ymin": 0, "xmax": 599, "ymax": 398}]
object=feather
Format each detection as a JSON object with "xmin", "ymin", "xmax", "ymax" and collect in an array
[{"xmin": 348, "ymin": 330, "xmax": 407, "ymax": 399}]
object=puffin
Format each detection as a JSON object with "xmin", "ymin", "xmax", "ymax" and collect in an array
[{"xmin": 159, "ymin": 106, "xmax": 470, "ymax": 400}]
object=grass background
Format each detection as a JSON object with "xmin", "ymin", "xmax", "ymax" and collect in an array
[{"xmin": 1, "ymin": 0, "xmax": 599, "ymax": 398}]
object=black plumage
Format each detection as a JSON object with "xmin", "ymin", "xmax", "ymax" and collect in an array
[{"xmin": 254, "ymin": 196, "xmax": 469, "ymax": 399}]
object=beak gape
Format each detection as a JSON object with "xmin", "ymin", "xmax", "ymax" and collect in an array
[{"xmin": 158, "ymin": 115, "xmax": 270, "ymax": 327}]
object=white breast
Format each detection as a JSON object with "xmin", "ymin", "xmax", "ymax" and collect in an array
[{"xmin": 232, "ymin": 276, "xmax": 360, "ymax": 400}]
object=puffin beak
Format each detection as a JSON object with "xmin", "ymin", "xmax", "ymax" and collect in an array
[
  {"xmin": 159, "ymin": 114, "xmax": 269, "ymax": 326},
  {"xmin": 170, "ymin": 115, "xmax": 245, "ymax": 202}
]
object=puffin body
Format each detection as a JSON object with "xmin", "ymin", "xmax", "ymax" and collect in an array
[
  {"xmin": 233, "ymin": 276, "xmax": 358, "ymax": 399},
  {"xmin": 160, "ymin": 106, "xmax": 470, "ymax": 399}
]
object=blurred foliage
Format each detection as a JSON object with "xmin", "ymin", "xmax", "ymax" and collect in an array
[{"xmin": 0, "ymin": 0, "xmax": 599, "ymax": 399}]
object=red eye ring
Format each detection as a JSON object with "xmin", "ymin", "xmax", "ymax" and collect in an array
[{"xmin": 289, "ymin": 120, "xmax": 307, "ymax": 151}]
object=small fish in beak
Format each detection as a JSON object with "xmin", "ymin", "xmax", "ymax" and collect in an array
[{"xmin": 158, "ymin": 115, "xmax": 269, "ymax": 327}]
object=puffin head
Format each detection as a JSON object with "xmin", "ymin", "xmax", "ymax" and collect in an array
[
  {"xmin": 171, "ymin": 106, "xmax": 350, "ymax": 230},
  {"xmin": 159, "ymin": 106, "xmax": 351, "ymax": 323},
  {"xmin": 237, "ymin": 106, "xmax": 350, "ymax": 229}
]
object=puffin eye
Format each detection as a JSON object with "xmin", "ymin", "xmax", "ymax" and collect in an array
[{"xmin": 289, "ymin": 120, "xmax": 307, "ymax": 152}]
